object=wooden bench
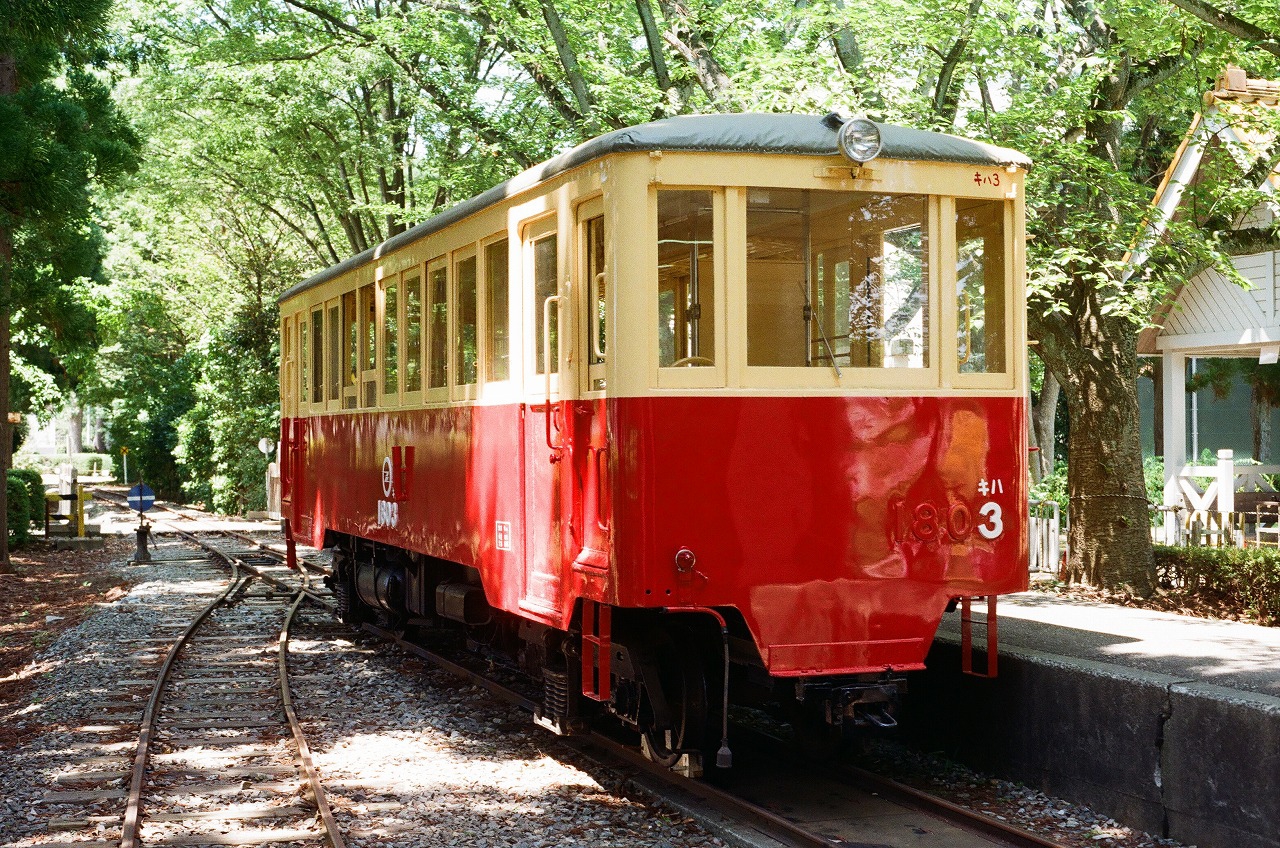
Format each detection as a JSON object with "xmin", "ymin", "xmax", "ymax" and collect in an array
[{"xmin": 1232, "ymin": 490, "xmax": 1280, "ymax": 545}]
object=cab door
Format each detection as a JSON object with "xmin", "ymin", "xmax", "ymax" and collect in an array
[
  {"xmin": 521, "ymin": 215, "xmax": 572, "ymax": 616},
  {"xmin": 573, "ymin": 200, "xmax": 610, "ymax": 572}
]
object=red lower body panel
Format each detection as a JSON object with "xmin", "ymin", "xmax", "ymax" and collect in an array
[{"xmin": 283, "ymin": 393, "xmax": 1028, "ymax": 677}]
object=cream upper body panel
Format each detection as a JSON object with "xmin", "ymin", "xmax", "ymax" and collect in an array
[{"xmin": 279, "ymin": 115, "xmax": 1030, "ymax": 415}]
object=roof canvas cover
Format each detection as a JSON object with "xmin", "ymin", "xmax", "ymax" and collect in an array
[{"xmin": 281, "ymin": 113, "xmax": 1031, "ymax": 302}]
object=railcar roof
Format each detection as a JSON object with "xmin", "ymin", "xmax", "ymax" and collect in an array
[{"xmin": 279, "ymin": 113, "xmax": 1031, "ymax": 303}]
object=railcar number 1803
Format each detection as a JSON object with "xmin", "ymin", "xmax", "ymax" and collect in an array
[{"xmin": 890, "ymin": 497, "xmax": 1004, "ymax": 545}]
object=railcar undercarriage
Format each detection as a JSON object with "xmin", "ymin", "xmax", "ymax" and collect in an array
[{"xmin": 323, "ymin": 532, "xmax": 905, "ymax": 777}]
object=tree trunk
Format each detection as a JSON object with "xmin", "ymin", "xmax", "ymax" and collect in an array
[
  {"xmin": 1059, "ymin": 344, "xmax": 1154, "ymax": 594},
  {"xmin": 1253, "ymin": 383, "xmax": 1271, "ymax": 462},
  {"xmin": 635, "ymin": 0, "xmax": 675, "ymax": 96},
  {"xmin": 90, "ymin": 406, "xmax": 107, "ymax": 452},
  {"xmin": 538, "ymin": 0, "xmax": 596, "ymax": 126},
  {"xmin": 67, "ymin": 400, "xmax": 84, "ymax": 456},
  {"xmin": 657, "ymin": 0, "xmax": 733, "ymax": 107},
  {"xmin": 0, "ymin": 51, "xmax": 15, "ymax": 574},
  {"xmin": 1032, "ymin": 366, "xmax": 1060, "ymax": 479}
]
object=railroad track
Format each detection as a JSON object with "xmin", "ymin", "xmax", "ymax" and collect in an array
[
  {"xmin": 88, "ymin": 493, "xmax": 1069, "ymax": 848},
  {"xmin": 40, "ymin": 496, "xmax": 345, "ymax": 848},
  {"xmin": 359, "ymin": 622, "xmax": 1070, "ymax": 848},
  {"xmin": 94, "ymin": 489, "xmax": 332, "ymax": 587}
]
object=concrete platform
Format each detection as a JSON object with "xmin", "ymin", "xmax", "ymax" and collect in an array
[{"xmin": 905, "ymin": 593, "xmax": 1280, "ymax": 848}]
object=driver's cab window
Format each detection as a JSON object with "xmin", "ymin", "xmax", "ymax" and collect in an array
[
  {"xmin": 746, "ymin": 189, "xmax": 929, "ymax": 370},
  {"xmin": 657, "ymin": 190, "xmax": 715, "ymax": 368}
]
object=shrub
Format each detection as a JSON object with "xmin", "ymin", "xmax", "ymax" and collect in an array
[
  {"xmin": 6, "ymin": 473, "xmax": 31, "ymax": 549},
  {"xmin": 1153, "ymin": 545, "xmax": 1280, "ymax": 624},
  {"xmin": 11, "ymin": 452, "xmax": 113, "ymax": 476},
  {"xmin": 1030, "ymin": 459, "xmax": 1067, "ymax": 515},
  {"xmin": 8, "ymin": 467, "xmax": 46, "ymax": 525}
]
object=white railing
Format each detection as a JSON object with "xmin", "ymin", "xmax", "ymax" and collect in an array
[
  {"xmin": 1162, "ymin": 449, "xmax": 1280, "ymax": 547},
  {"xmin": 1029, "ymin": 499, "xmax": 1061, "ymax": 574}
]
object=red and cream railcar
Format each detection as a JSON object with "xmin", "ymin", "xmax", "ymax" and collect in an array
[{"xmin": 278, "ymin": 114, "xmax": 1031, "ymax": 773}]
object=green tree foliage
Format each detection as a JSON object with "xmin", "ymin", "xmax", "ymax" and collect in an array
[
  {"xmin": 81, "ymin": 282, "xmax": 195, "ymax": 498},
  {"xmin": 97, "ymin": 0, "xmax": 1280, "ymax": 589},
  {"xmin": 0, "ymin": 0, "xmax": 140, "ymax": 569},
  {"xmin": 174, "ymin": 308, "xmax": 279, "ymax": 514}
]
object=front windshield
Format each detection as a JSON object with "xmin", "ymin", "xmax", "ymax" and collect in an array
[{"xmin": 745, "ymin": 189, "xmax": 929, "ymax": 370}]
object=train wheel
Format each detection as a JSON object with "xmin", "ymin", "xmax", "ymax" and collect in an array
[{"xmin": 639, "ymin": 629, "xmax": 709, "ymax": 768}]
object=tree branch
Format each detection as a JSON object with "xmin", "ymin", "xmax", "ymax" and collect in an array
[
  {"xmin": 537, "ymin": 0, "xmax": 595, "ymax": 127},
  {"xmin": 1161, "ymin": 0, "xmax": 1280, "ymax": 58}
]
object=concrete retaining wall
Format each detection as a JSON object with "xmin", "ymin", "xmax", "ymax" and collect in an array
[{"xmin": 903, "ymin": 640, "xmax": 1280, "ymax": 848}]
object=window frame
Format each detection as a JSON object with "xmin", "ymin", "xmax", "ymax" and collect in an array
[
  {"xmin": 378, "ymin": 273, "xmax": 402, "ymax": 407},
  {"xmin": 424, "ymin": 255, "xmax": 451, "ymax": 404},
  {"xmin": 943, "ymin": 195, "xmax": 1016, "ymax": 391},
  {"xmin": 480, "ymin": 232, "xmax": 514, "ymax": 397},
  {"xmin": 523, "ymin": 214, "xmax": 562, "ymax": 398},
  {"xmin": 309, "ymin": 306, "xmax": 325, "ymax": 411},
  {"xmin": 452, "ymin": 246, "xmax": 480, "ymax": 402},
  {"xmin": 654, "ymin": 186, "xmax": 727, "ymax": 390},
  {"xmin": 729, "ymin": 189, "xmax": 940, "ymax": 391},
  {"xmin": 281, "ymin": 314, "xmax": 296, "ymax": 418},
  {"xmin": 400, "ymin": 265, "xmax": 425, "ymax": 406},
  {"xmin": 577, "ymin": 195, "xmax": 607, "ymax": 396}
]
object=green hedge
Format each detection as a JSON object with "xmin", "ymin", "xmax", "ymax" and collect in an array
[
  {"xmin": 11, "ymin": 451, "xmax": 113, "ymax": 476},
  {"xmin": 6, "ymin": 474, "xmax": 30, "ymax": 549},
  {"xmin": 8, "ymin": 467, "xmax": 46, "ymax": 525},
  {"xmin": 1153, "ymin": 545, "xmax": 1280, "ymax": 624}
]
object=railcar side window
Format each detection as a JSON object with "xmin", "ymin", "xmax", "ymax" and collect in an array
[
  {"xmin": 657, "ymin": 191, "xmax": 715, "ymax": 367},
  {"xmin": 586, "ymin": 216, "xmax": 606, "ymax": 366},
  {"xmin": 428, "ymin": 262, "xmax": 449, "ymax": 389},
  {"xmin": 282, "ymin": 316, "xmax": 294, "ymax": 414},
  {"xmin": 342, "ymin": 291, "xmax": 358, "ymax": 408},
  {"xmin": 383, "ymin": 278, "xmax": 399, "ymax": 397},
  {"xmin": 310, "ymin": 309, "xmax": 324, "ymax": 403},
  {"xmin": 326, "ymin": 303, "xmax": 340, "ymax": 402},
  {"xmin": 745, "ymin": 189, "xmax": 929, "ymax": 369},
  {"xmin": 359, "ymin": 283, "xmax": 376, "ymax": 406},
  {"xmin": 486, "ymin": 239, "xmax": 510, "ymax": 382},
  {"xmin": 532, "ymin": 231, "xmax": 558, "ymax": 375},
  {"xmin": 456, "ymin": 255, "xmax": 478, "ymax": 386},
  {"xmin": 956, "ymin": 199, "xmax": 1006, "ymax": 374},
  {"xmin": 405, "ymin": 273, "xmax": 422, "ymax": 393},
  {"xmin": 299, "ymin": 316, "xmax": 309, "ymax": 404}
]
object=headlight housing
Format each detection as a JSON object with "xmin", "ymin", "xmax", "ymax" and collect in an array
[{"xmin": 837, "ymin": 117, "xmax": 882, "ymax": 164}]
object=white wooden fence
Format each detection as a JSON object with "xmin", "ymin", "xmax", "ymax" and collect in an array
[
  {"xmin": 1029, "ymin": 500, "xmax": 1061, "ymax": 573},
  {"xmin": 1161, "ymin": 449, "xmax": 1280, "ymax": 547}
]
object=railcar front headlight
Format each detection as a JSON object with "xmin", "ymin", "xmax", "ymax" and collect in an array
[{"xmin": 837, "ymin": 117, "xmax": 882, "ymax": 164}]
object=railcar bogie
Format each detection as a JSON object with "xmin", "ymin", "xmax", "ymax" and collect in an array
[{"xmin": 282, "ymin": 112, "xmax": 1032, "ymax": 774}]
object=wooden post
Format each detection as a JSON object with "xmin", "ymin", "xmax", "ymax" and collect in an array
[{"xmin": 1162, "ymin": 351, "xmax": 1187, "ymax": 541}]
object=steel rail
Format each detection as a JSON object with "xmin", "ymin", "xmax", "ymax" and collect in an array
[
  {"xmin": 95, "ymin": 491, "xmax": 1065, "ymax": 848},
  {"xmin": 360, "ymin": 620, "xmax": 850, "ymax": 848},
  {"xmin": 279, "ymin": 572, "xmax": 346, "ymax": 848},
  {"xmin": 362, "ymin": 618, "xmax": 1072, "ymax": 848},
  {"xmin": 834, "ymin": 762, "xmax": 1069, "ymax": 848},
  {"xmin": 119, "ymin": 563, "xmax": 252, "ymax": 848},
  {"xmin": 109, "ymin": 499, "xmax": 346, "ymax": 848},
  {"xmin": 94, "ymin": 489, "xmax": 332, "ymax": 583}
]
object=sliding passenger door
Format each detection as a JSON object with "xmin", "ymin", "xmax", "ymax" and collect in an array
[{"xmin": 521, "ymin": 215, "xmax": 570, "ymax": 617}]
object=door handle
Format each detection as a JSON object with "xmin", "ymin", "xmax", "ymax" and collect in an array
[{"xmin": 543, "ymin": 294, "xmax": 564, "ymax": 457}]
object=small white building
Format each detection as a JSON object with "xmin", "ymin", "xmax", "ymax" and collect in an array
[{"xmin": 1136, "ymin": 68, "xmax": 1280, "ymax": 520}]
